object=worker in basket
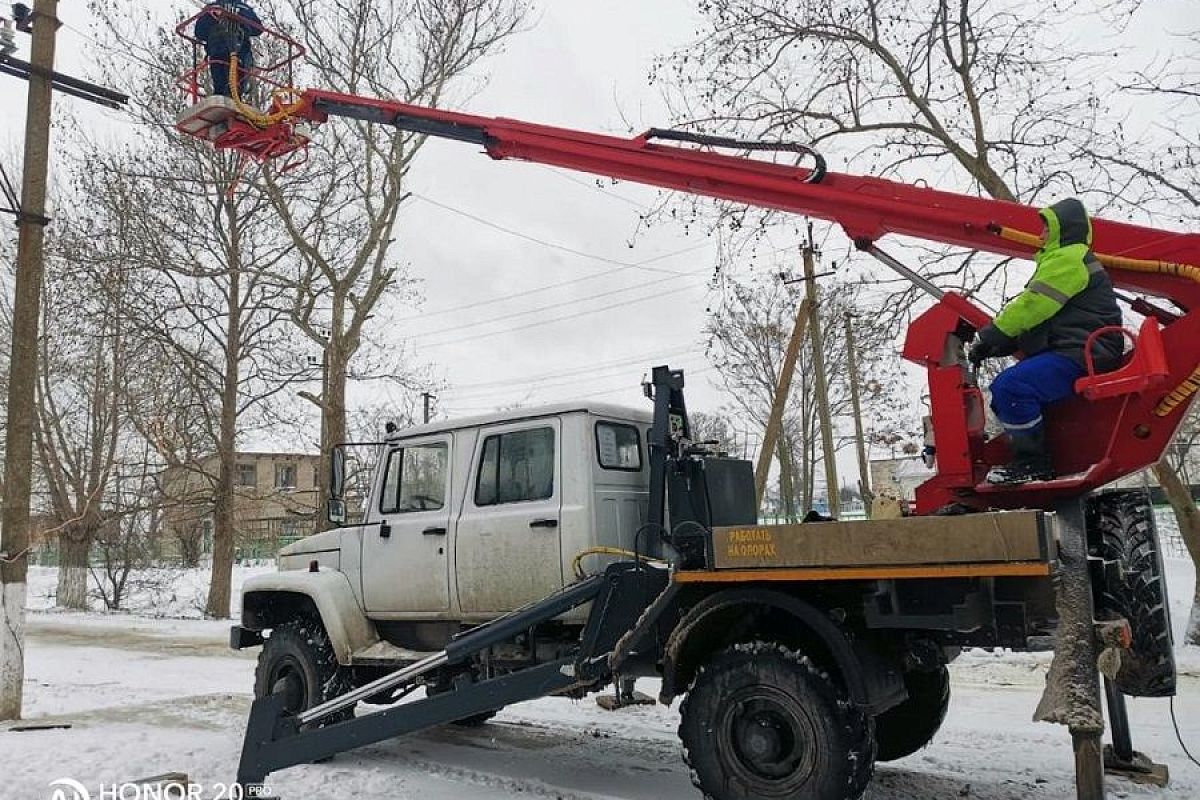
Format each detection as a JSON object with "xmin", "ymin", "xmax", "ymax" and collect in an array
[
  {"xmin": 194, "ymin": 0, "xmax": 262, "ymax": 99},
  {"xmin": 969, "ymin": 198, "xmax": 1123, "ymax": 484}
]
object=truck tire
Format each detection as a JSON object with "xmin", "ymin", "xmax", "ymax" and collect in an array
[
  {"xmin": 1087, "ymin": 491, "xmax": 1176, "ymax": 697},
  {"xmin": 679, "ymin": 642, "xmax": 875, "ymax": 800},
  {"xmin": 874, "ymin": 666, "xmax": 950, "ymax": 761},
  {"xmin": 254, "ymin": 617, "xmax": 355, "ymax": 728}
]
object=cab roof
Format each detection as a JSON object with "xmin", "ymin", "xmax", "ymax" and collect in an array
[{"xmin": 385, "ymin": 401, "xmax": 653, "ymax": 442}]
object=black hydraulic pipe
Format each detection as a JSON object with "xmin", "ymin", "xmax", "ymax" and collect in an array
[
  {"xmin": 445, "ymin": 573, "xmax": 606, "ymax": 662},
  {"xmin": 313, "ymin": 99, "xmax": 491, "ymax": 146}
]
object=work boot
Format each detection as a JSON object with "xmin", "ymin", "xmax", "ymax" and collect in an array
[{"xmin": 986, "ymin": 428, "xmax": 1055, "ymax": 485}]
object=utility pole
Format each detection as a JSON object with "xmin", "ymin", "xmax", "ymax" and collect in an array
[
  {"xmin": 803, "ymin": 226, "xmax": 840, "ymax": 517},
  {"xmin": 844, "ymin": 313, "xmax": 873, "ymax": 517},
  {"xmin": 0, "ymin": 0, "xmax": 59, "ymax": 721},
  {"xmin": 422, "ymin": 392, "xmax": 435, "ymax": 424},
  {"xmin": 753, "ymin": 298, "xmax": 811, "ymax": 507}
]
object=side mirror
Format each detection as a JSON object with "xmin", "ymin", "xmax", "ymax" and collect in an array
[
  {"xmin": 327, "ymin": 498, "xmax": 347, "ymax": 526},
  {"xmin": 330, "ymin": 446, "xmax": 346, "ymax": 501}
]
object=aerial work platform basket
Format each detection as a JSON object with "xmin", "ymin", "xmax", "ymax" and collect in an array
[{"xmin": 174, "ymin": 6, "xmax": 312, "ymax": 167}]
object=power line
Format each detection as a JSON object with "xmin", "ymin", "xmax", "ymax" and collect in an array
[
  {"xmin": 405, "ymin": 238, "xmax": 713, "ymax": 321},
  {"xmin": 412, "ymin": 193, "xmax": 691, "ymax": 277},
  {"xmin": 417, "ymin": 281, "xmax": 708, "ymax": 349},
  {"xmin": 440, "ymin": 365, "xmax": 718, "ymax": 414},
  {"xmin": 448, "ymin": 343, "xmax": 700, "ymax": 391},
  {"xmin": 407, "ymin": 265, "xmax": 709, "ymax": 341},
  {"xmin": 442, "ymin": 354, "xmax": 711, "ymax": 402},
  {"xmin": 539, "ymin": 166, "xmax": 651, "ymax": 210}
]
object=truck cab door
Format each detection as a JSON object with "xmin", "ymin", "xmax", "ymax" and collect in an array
[
  {"xmin": 455, "ymin": 419, "xmax": 563, "ymax": 615},
  {"xmin": 362, "ymin": 435, "xmax": 452, "ymax": 613}
]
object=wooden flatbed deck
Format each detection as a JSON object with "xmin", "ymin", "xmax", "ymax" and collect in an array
[{"xmin": 680, "ymin": 509, "xmax": 1055, "ymax": 581}]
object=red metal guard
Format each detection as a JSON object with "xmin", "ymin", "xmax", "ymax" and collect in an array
[
  {"xmin": 1074, "ymin": 320, "xmax": 1169, "ymax": 400},
  {"xmin": 174, "ymin": 8, "xmax": 310, "ymax": 165}
]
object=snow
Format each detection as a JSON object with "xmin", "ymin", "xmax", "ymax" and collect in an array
[
  {"xmin": 25, "ymin": 564, "xmax": 276, "ymax": 619},
  {"xmin": 3, "ymin": 563, "xmax": 1199, "ymax": 800}
]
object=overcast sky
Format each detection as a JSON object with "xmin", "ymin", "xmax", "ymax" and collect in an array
[{"xmin": 0, "ymin": 1, "xmax": 1193, "ymax": 487}]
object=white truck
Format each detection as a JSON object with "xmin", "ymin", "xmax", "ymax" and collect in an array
[
  {"xmin": 233, "ymin": 402, "xmax": 655, "ymax": 717},
  {"xmin": 232, "ymin": 369, "xmax": 1174, "ymax": 800}
]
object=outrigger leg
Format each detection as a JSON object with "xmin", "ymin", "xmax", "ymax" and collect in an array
[
  {"xmin": 1102, "ymin": 678, "xmax": 1170, "ymax": 786},
  {"xmin": 236, "ymin": 563, "xmax": 669, "ymax": 794}
]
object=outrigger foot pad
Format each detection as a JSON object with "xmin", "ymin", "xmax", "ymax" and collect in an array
[{"xmin": 1103, "ymin": 745, "xmax": 1170, "ymax": 787}]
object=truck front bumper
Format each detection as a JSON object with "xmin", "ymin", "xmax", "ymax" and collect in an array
[{"xmin": 230, "ymin": 625, "xmax": 265, "ymax": 650}]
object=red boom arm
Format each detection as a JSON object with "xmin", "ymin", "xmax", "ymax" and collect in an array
[{"xmin": 176, "ymin": 75, "xmax": 1200, "ymax": 513}]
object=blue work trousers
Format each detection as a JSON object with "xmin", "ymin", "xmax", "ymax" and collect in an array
[
  {"xmin": 989, "ymin": 352, "xmax": 1084, "ymax": 431},
  {"xmin": 207, "ymin": 50, "xmax": 253, "ymax": 98}
]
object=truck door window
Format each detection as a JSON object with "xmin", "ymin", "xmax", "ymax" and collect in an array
[
  {"xmin": 379, "ymin": 442, "xmax": 448, "ymax": 514},
  {"xmin": 475, "ymin": 427, "xmax": 555, "ymax": 506},
  {"xmin": 596, "ymin": 421, "xmax": 642, "ymax": 470}
]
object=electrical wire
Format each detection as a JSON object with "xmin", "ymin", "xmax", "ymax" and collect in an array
[
  {"xmin": 441, "ymin": 356, "xmax": 711, "ymax": 404},
  {"xmin": 572, "ymin": 547, "xmax": 666, "ymax": 580},
  {"xmin": 448, "ymin": 344, "xmax": 698, "ymax": 391},
  {"xmin": 412, "ymin": 193, "xmax": 691, "ymax": 277},
  {"xmin": 1171, "ymin": 696, "xmax": 1200, "ymax": 769},
  {"xmin": 405, "ymin": 239, "xmax": 713, "ymax": 321},
  {"xmin": 407, "ymin": 266, "xmax": 709, "ymax": 341},
  {"xmin": 439, "ymin": 365, "xmax": 717, "ymax": 415},
  {"xmin": 417, "ymin": 282, "xmax": 708, "ymax": 349}
]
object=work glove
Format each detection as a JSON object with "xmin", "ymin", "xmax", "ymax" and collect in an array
[
  {"xmin": 968, "ymin": 339, "xmax": 994, "ymax": 367},
  {"xmin": 969, "ymin": 324, "xmax": 1017, "ymax": 366}
]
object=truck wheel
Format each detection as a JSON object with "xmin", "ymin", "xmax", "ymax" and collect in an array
[
  {"xmin": 679, "ymin": 642, "xmax": 875, "ymax": 800},
  {"xmin": 254, "ymin": 617, "xmax": 355, "ymax": 727},
  {"xmin": 1087, "ymin": 491, "xmax": 1176, "ymax": 697},
  {"xmin": 874, "ymin": 666, "xmax": 950, "ymax": 761}
]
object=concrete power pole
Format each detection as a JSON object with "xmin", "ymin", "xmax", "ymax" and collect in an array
[
  {"xmin": 844, "ymin": 313, "xmax": 873, "ymax": 517},
  {"xmin": 803, "ymin": 231, "xmax": 840, "ymax": 517},
  {"xmin": 0, "ymin": 0, "xmax": 59, "ymax": 721}
]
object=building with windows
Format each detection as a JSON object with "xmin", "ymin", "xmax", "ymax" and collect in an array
[{"xmin": 161, "ymin": 451, "xmax": 323, "ymax": 561}]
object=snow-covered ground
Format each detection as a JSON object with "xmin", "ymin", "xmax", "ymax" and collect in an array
[
  {"xmin": 5, "ymin": 562, "xmax": 1199, "ymax": 800},
  {"xmin": 24, "ymin": 564, "xmax": 276, "ymax": 619}
]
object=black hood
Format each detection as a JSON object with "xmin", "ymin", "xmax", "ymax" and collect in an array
[{"xmin": 1039, "ymin": 197, "xmax": 1092, "ymax": 250}]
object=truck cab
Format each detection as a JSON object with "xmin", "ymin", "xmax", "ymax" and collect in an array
[{"xmin": 235, "ymin": 402, "xmax": 654, "ymax": 666}]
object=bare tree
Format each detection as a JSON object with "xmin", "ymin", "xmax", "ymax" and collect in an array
[
  {"xmin": 34, "ymin": 244, "xmax": 126, "ymax": 609},
  {"xmin": 653, "ymin": 1, "xmax": 1141, "ymax": 306},
  {"xmin": 73, "ymin": 5, "xmax": 308, "ymax": 616},
  {"xmin": 707, "ymin": 270, "xmax": 908, "ymax": 515},
  {"xmin": 1079, "ymin": 28, "xmax": 1200, "ymax": 643},
  {"xmin": 253, "ymin": 0, "xmax": 528, "ymax": 527},
  {"xmin": 90, "ymin": 444, "xmax": 168, "ymax": 612},
  {"xmin": 657, "ymin": 2, "xmax": 1200, "ymax": 568},
  {"xmin": 689, "ymin": 411, "xmax": 735, "ymax": 453}
]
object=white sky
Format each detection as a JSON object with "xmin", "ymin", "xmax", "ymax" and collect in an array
[{"xmin": 0, "ymin": 1, "xmax": 1194, "ymax": 490}]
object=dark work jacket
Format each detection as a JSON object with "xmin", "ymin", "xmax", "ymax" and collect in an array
[
  {"xmin": 984, "ymin": 198, "xmax": 1124, "ymax": 371},
  {"xmin": 195, "ymin": 1, "xmax": 261, "ymax": 59},
  {"xmin": 1018, "ymin": 252, "xmax": 1123, "ymax": 371}
]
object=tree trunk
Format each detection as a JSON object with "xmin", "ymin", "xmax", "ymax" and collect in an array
[
  {"xmin": 206, "ymin": 250, "xmax": 242, "ymax": 619},
  {"xmin": 55, "ymin": 530, "xmax": 90, "ymax": 610},
  {"xmin": 177, "ymin": 529, "xmax": 202, "ymax": 569},
  {"xmin": 776, "ymin": 435, "xmax": 796, "ymax": 523},
  {"xmin": 1152, "ymin": 460, "xmax": 1200, "ymax": 645},
  {"xmin": 801, "ymin": 427, "xmax": 814, "ymax": 512},
  {"xmin": 317, "ymin": 338, "xmax": 350, "ymax": 532}
]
